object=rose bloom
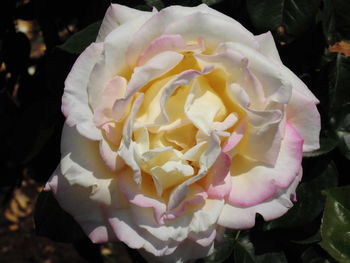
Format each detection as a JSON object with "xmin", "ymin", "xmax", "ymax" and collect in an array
[{"xmin": 45, "ymin": 4, "xmax": 320, "ymax": 262}]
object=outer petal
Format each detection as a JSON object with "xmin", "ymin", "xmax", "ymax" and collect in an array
[
  {"xmin": 164, "ymin": 12, "xmax": 258, "ymax": 52},
  {"xmin": 255, "ymin": 31, "xmax": 282, "ymax": 64},
  {"xmin": 126, "ymin": 5, "xmax": 258, "ymax": 67},
  {"xmin": 62, "ymin": 43, "xmax": 104, "ymax": 140},
  {"xmin": 88, "ymin": 12, "xmax": 154, "ymax": 109},
  {"xmin": 227, "ymin": 123, "xmax": 303, "ymax": 207},
  {"xmin": 97, "ymin": 4, "xmax": 153, "ymax": 42},
  {"xmin": 106, "ymin": 208, "xmax": 178, "ymax": 257},
  {"xmin": 45, "ymin": 124, "xmax": 128, "ymax": 243},
  {"xmin": 220, "ymin": 42, "xmax": 292, "ymax": 105},
  {"xmin": 218, "ymin": 168, "xmax": 302, "ymax": 229},
  {"xmin": 287, "ymin": 88, "xmax": 321, "ymax": 152}
]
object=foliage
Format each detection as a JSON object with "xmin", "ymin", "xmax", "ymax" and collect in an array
[{"xmin": 0, "ymin": 0, "xmax": 349, "ymax": 262}]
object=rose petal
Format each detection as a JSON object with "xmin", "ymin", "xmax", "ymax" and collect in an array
[
  {"xmin": 45, "ymin": 124, "xmax": 128, "ymax": 243},
  {"xmin": 97, "ymin": 4, "xmax": 153, "ymax": 42},
  {"xmin": 255, "ymin": 31, "xmax": 282, "ymax": 64},
  {"xmin": 112, "ymin": 51, "xmax": 183, "ymax": 121},
  {"xmin": 218, "ymin": 168, "xmax": 302, "ymax": 229},
  {"xmin": 227, "ymin": 123, "xmax": 303, "ymax": 207},
  {"xmin": 62, "ymin": 43, "xmax": 104, "ymax": 140},
  {"xmin": 287, "ymin": 88, "xmax": 321, "ymax": 152},
  {"xmin": 164, "ymin": 12, "xmax": 258, "ymax": 52}
]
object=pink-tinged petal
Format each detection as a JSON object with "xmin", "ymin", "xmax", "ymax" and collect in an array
[
  {"xmin": 97, "ymin": 4, "xmax": 153, "ymax": 42},
  {"xmin": 88, "ymin": 226, "xmax": 111, "ymax": 244},
  {"xmin": 218, "ymin": 169, "xmax": 302, "ymax": 229},
  {"xmin": 112, "ymin": 51, "xmax": 183, "ymax": 121},
  {"xmin": 62, "ymin": 43, "xmax": 104, "ymax": 140},
  {"xmin": 227, "ymin": 123, "xmax": 303, "ymax": 207},
  {"xmin": 44, "ymin": 171, "xmax": 58, "ymax": 193},
  {"xmin": 255, "ymin": 31, "xmax": 282, "ymax": 64},
  {"xmin": 118, "ymin": 171, "xmax": 166, "ymax": 225},
  {"xmin": 205, "ymin": 153, "xmax": 232, "ymax": 199},
  {"xmin": 287, "ymin": 88, "xmax": 320, "ymax": 152},
  {"xmin": 164, "ymin": 12, "xmax": 258, "ymax": 52},
  {"xmin": 223, "ymin": 120, "xmax": 246, "ymax": 153},
  {"xmin": 93, "ymin": 76, "xmax": 126, "ymax": 127},
  {"xmin": 137, "ymin": 34, "xmax": 187, "ymax": 65},
  {"xmin": 166, "ymin": 184, "xmax": 208, "ymax": 220}
]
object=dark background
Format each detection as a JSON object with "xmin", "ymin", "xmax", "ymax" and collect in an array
[{"xmin": 0, "ymin": 0, "xmax": 349, "ymax": 262}]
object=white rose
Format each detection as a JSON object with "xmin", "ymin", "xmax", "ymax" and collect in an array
[{"xmin": 45, "ymin": 4, "xmax": 320, "ymax": 262}]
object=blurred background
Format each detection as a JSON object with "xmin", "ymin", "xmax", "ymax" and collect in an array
[{"xmin": 0, "ymin": 0, "xmax": 349, "ymax": 262}]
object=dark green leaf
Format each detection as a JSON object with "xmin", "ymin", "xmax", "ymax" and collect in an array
[
  {"xmin": 256, "ymin": 252, "xmax": 287, "ymax": 263},
  {"xmin": 292, "ymin": 231, "xmax": 322, "ymax": 245},
  {"xmin": 322, "ymin": 0, "xmax": 350, "ymax": 44},
  {"xmin": 301, "ymin": 246, "xmax": 332, "ymax": 263},
  {"xmin": 246, "ymin": 0, "xmax": 320, "ymax": 41},
  {"xmin": 233, "ymin": 232, "xmax": 287, "ymax": 263},
  {"xmin": 320, "ymin": 186, "xmax": 350, "ymax": 263},
  {"xmin": 34, "ymin": 191, "xmax": 85, "ymax": 243},
  {"xmin": 265, "ymin": 161, "xmax": 338, "ymax": 230},
  {"xmin": 328, "ymin": 55, "xmax": 350, "ymax": 115},
  {"xmin": 332, "ymin": 103, "xmax": 350, "ymax": 160},
  {"xmin": 204, "ymin": 231, "xmax": 238, "ymax": 263},
  {"xmin": 59, "ymin": 21, "xmax": 101, "ymax": 55},
  {"xmin": 234, "ymin": 233, "xmax": 256, "ymax": 263}
]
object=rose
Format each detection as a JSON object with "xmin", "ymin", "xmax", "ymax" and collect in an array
[{"xmin": 45, "ymin": 3, "xmax": 320, "ymax": 262}]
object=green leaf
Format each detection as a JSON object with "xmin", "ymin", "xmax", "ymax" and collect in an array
[
  {"xmin": 328, "ymin": 55, "xmax": 350, "ymax": 115},
  {"xmin": 246, "ymin": 0, "xmax": 320, "ymax": 41},
  {"xmin": 59, "ymin": 21, "xmax": 101, "ymax": 55},
  {"xmin": 234, "ymin": 233, "xmax": 256, "ymax": 263},
  {"xmin": 331, "ymin": 103, "xmax": 350, "ymax": 160},
  {"xmin": 34, "ymin": 191, "xmax": 85, "ymax": 242},
  {"xmin": 202, "ymin": 0, "xmax": 224, "ymax": 6},
  {"xmin": 325, "ymin": 54, "xmax": 350, "ymax": 159},
  {"xmin": 204, "ymin": 231, "xmax": 238, "ymax": 263},
  {"xmin": 265, "ymin": 161, "xmax": 338, "ymax": 230},
  {"xmin": 145, "ymin": 0, "xmax": 165, "ymax": 10},
  {"xmin": 301, "ymin": 246, "xmax": 332, "ymax": 263},
  {"xmin": 320, "ymin": 186, "xmax": 350, "ymax": 263},
  {"xmin": 292, "ymin": 231, "xmax": 322, "ymax": 245},
  {"xmin": 322, "ymin": 0, "xmax": 350, "ymax": 44},
  {"xmin": 233, "ymin": 232, "xmax": 287, "ymax": 263}
]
